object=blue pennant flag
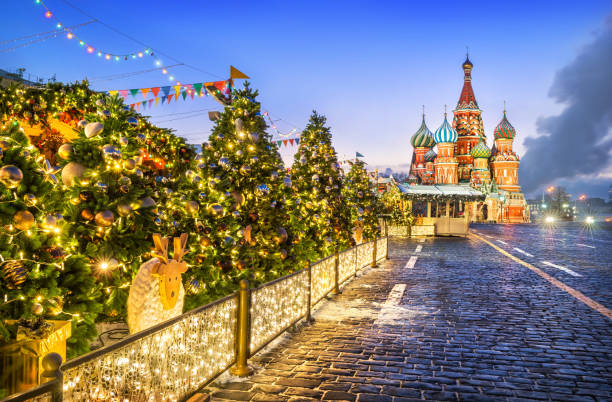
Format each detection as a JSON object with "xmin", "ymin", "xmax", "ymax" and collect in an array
[
  {"xmin": 356, "ymin": 152, "xmax": 364, "ymax": 158},
  {"xmin": 161, "ymin": 86, "xmax": 171, "ymax": 97}
]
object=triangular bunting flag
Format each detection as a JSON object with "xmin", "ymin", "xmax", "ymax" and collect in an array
[
  {"xmin": 181, "ymin": 91, "xmax": 187, "ymax": 101},
  {"xmin": 173, "ymin": 85, "xmax": 181, "ymax": 95},
  {"xmin": 119, "ymin": 89, "xmax": 129, "ymax": 99},
  {"xmin": 190, "ymin": 91, "xmax": 194, "ymax": 100},
  {"xmin": 130, "ymin": 89, "xmax": 140, "ymax": 98},
  {"xmin": 185, "ymin": 84, "xmax": 193, "ymax": 90},
  {"xmin": 193, "ymin": 83, "xmax": 202, "ymax": 96},
  {"xmin": 214, "ymin": 80, "xmax": 225, "ymax": 91},
  {"xmin": 161, "ymin": 96, "xmax": 167, "ymax": 104},
  {"xmin": 289, "ymin": 139, "xmax": 294, "ymax": 146},
  {"xmin": 277, "ymin": 140, "xmax": 282, "ymax": 147},
  {"xmin": 141, "ymin": 88, "xmax": 150, "ymax": 98},
  {"xmin": 141, "ymin": 100, "xmax": 147, "ymax": 109},
  {"xmin": 161, "ymin": 86, "xmax": 171, "ymax": 96},
  {"xmin": 151, "ymin": 87, "xmax": 161, "ymax": 97},
  {"xmin": 154, "ymin": 97, "xmax": 160, "ymax": 106},
  {"xmin": 130, "ymin": 103, "xmax": 135, "ymax": 109},
  {"xmin": 108, "ymin": 90, "xmax": 118, "ymax": 97},
  {"xmin": 283, "ymin": 140, "xmax": 288, "ymax": 146},
  {"xmin": 136, "ymin": 103, "xmax": 140, "ymax": 110},
  {"xmin": 295, "ymin": 138, "xmax": 300, "ymax": 145},
  {"xmin": 175, "ymin": 93, "xmax": 179, "ymax": 102},
  {"xmin": 148, "ymin": 99, "xmax": 154, "ymax": 107},
  {"xmin": 230, "ymin": 66, "xmax": 250, "ymax": 79}
]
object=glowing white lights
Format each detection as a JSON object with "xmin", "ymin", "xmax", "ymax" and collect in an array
[
  {"xmin": 585, "ymin": 216, "xmax": 595, "ymax": 224},
  {"xmin": 545, "ymin": 216, "xmax": 555, "ymax": 223}
]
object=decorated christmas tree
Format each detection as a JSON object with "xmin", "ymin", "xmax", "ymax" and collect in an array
[
  {"xmin": 56, "ymin": 94, "xmax": 165, "ymax": 320},
  {"xmin": 0, "ymin": 122, "xmax": 101, "ymax": 356},
  {"xmin": 290, "ymin": 112, "xmax": 352, "ymax": 258},
  {"xmin": 342, "ymin": 159, "xmax": 381, "ymax": 243},
  {"xmin": 184, "ymin": 83, "xmax": 296, "ymax": 308}
]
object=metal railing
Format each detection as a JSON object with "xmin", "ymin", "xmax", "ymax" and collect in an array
[{"xmin": 4, "ymin": 236, "xmax": 388, "ymax": 402}]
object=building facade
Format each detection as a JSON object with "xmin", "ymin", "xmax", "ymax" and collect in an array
[{"xmin": 408, "ymin": 56, "xmax": 529, "ymax": 224}]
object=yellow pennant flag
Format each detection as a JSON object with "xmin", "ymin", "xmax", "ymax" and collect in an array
[
  {"xmin": 108, "ymin": 90, "xmax": 119, "ymax": 97},
  {"xmin": 230, "ymin": 66, "xmax": 249, "ymax": 79},
  {"xmin": 173, "ymin": 85, "xmax": 181, "ymax": 96},
  {"xmin": 154, "ymin": 97, "xmax": 160, "ymax": 106}
]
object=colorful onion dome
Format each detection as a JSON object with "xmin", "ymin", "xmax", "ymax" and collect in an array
[
  {"xmin": 434, "ymin": 114, "xmax": 458, "ymax": 144},
  {"xmin": 494, "ymin": 112, "xmax": 516, "ymax": 140},
  {"xmin": 424, "ymin": 148, "xmax": 437, "ymax": 162},
  {"xmin": 470, "ymin": 140, "xmax": 491, "ymax": 159},
  {"xmin": 411, "ymin": 115, "xmax": 435, "ymax": 148}
]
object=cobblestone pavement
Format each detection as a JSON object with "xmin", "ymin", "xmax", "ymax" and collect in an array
[{"xmin": 204, "ymin": 235, "xmax": 612, "ymax": 401}]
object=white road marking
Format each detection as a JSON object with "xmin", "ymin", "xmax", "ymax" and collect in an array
[
  {"xmin": 541, "ymin": 261, "xmax": 582, "ymax": 277},
  {"xmin": 405, "ymin": 256, "xmax": 418, "ymax": 269},
  {"xmin": 418, "ymin": 239, "xmax": 425, "ymax": 243},
  {"xmin": 383, "ymin": 284, "xmax": 406, "ymax": 306},
  {"xmin": 577, "ymin": 243, "xmax": 596, "ymax": 249},
  {"xmin": 496, "ymin": 240, "xmax": 508, "ymax": 245},
  {"xmin": 375, "ymin": 284, "xmax": 407, "ymax": 325},
  {"xmin": 415, "ymin": 245, "xmax": 422, "ymax": 253},
  {"xmin": 513, "ymin": 247, "xmax": 534, "ymax": 258}
]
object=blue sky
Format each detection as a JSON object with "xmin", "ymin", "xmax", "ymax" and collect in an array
[{"xmin": 1, "ymin": 0, "xmax": 611, "ymax": 198}]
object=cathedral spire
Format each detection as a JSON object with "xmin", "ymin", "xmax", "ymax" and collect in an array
[{"xmin": 457, "ymin": 53, "xmax": 478, "ymax": 110}]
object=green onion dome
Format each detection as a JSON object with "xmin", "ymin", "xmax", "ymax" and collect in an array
[
  {"xmin": 410, "ymin": 115, "xmax": 435, "ymax": 148},
  {"xmin": 470, "ymin": 140, "xmax": 491, "ymax": 159},
  {"xmin": 494, "ymin": 112, "xmax": 516, "ymax": 140},
  {"xmin": 424, "ymin": 148, "xmax": 437, "ymax": 162}
]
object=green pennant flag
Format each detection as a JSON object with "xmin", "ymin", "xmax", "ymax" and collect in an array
[
  {"xmin": 181, "ymin": 91, "xmax": 188, "ymax": 101},
  {"xmin": 193, "ymin": 83, "xmax": 203, "ymax": 96},
  {"xmin": 277, "ymin": 140, "xmax": 282, "ymax": 147},
  {"xmin": 141, "ymin": 100, "xmax": 147, "ymax": 109},
  {"xmin": 130, "ymin": 88, "xmax": 140, "ymax": 98}
]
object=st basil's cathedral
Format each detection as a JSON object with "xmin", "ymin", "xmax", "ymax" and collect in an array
[{"xmin": 407, "ymin": 55, "xmax": 529, "ymax": 223}]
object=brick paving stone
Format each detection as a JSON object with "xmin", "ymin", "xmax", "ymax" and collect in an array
[{"xmin": 203, "ymin": 237, "xmax": 612, "ymax": 401}]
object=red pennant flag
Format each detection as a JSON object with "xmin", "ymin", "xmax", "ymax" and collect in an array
[
  {"xmin": 151, "ymin": 87, "xmax": 161, "ymax": 97},
  {"xmin": 167, "ymin": 94, "xmax": 173, "ymax": 102},
  {"xmin": 214, "ymin": 80, "xmax": 225, "ymax": 91},
  {"xmin": 289, "ymin": 139, "xmax": 294, "ymax": 146},
  {"xmin": 283, "ymin": 140, "xmax": 288, "ymax": 147},
  {"xmin": 129, "ymin": 103, "xmax": 135, "ymax": 109}
]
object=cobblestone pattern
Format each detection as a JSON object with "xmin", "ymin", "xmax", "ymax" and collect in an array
[{"xmin": 204, "ymin": 237, "xmax": 612, "ymax": 401}]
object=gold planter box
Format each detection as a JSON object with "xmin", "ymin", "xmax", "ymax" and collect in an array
[{"xmin": 0, "ymin": 320, "xmax": 71, "ymax": 396}]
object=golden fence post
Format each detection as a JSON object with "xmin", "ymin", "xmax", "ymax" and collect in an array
[
  {"xmin": 354, "ymin": 245, "xmax": 358, "ymax": 278},
  {"xmin": 41, "ymin": 353, "xmax": 63, "ymax": 402},
  {"xmin": 332, "ymin": 248, "xmax": 340, "ymax": 294},
  {"xmin": 230, "ymin": 279, "xmax": 253, "ymax": 377},
  {"xmin": 371, "ymin": 237, "xmax": 378, "ymax": 267},
  {"xmin": 306, "ymin": 262, "xmax": 314, "ymax": 323}
]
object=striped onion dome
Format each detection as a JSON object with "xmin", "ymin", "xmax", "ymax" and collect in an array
[
  {"xmin": 434, "ymin": 114, "xmax": 458, "ymax": 144},
  {"xmin": 470, "ymin": 140, "xmax": 491, "ymax": 159},
  {"xmin": 424, "ymin": 148, "xmax": 437, "ymax": 162},
  {"xmin": 494, "ymin": 112, "xmax": 516, "ymax": 139},
  {"xmin": 410, "ymin": 115, "xmax": 435, "ymax": 148}
]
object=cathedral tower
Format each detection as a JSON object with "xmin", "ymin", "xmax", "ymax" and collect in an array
[
  {"xmin": 470, "ymin": 140, "xmax": 491, "ymax": 187},
  {"xmin": 410, "ymin": 113, "xmax": 435, "ymax": 182},
  {"xmin": 434, "ymin": 112, "xmax": 458, "ymax": 184},
  {"xmin": 490, "ymin": 111, "xmax": 520, "ymax": 192},
  {"xmin": 453, "ymin": 55, "xmax": 485, "ymax": 182}
]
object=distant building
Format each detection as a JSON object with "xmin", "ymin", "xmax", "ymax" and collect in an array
[{"xmin": 405, "ymin": 55, "xmax": 529, "ymax": 224}]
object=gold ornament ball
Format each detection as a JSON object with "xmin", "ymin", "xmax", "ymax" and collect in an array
[
  {"xmin": 138, "ymin": 196, "xmax": 156, "ymax": 209},
  {"xmin": 210, "ymin": 204, "xmax": 224, "ymax": 216},
  {"xmin": 186, "ymin": 200, "xmax": 199, "ymax": 214},
  {"xmin": 0, "ymin": 165, "xmax": 24, "ymax": 188},
  {"xmin": 84, "ymin": 122, "xmax": 104, "ymax": 138},
  {"xmin": 0, "ymin": 140, "xmax": 10, "ymax": 151},
  {"xmin": 57, "ymin": 143, "xmax": 73, "ymax": 160},
  {"xmin": 23, "ymin": 193, "xmax": 37, "ymax": 206},
  {"xmin": 31, "ymin": 303, "xmax": 44, "ymax": 316},
  {"xmin": 42, "ymin": 215, "xmax": 58, "ymax": 230},
  {"xmin": 123, "ymin": 158, "xmax": 136, "ymax": 170},
  {"xmin": 95, "ymin": 210, "xmax": 115, "ymax": 226},
  {"xmin": 81, "ymin": 209, "xmax": 94, "ymax": 221},
  {"xmin": 61, "ymin": 162, "xmax": 86, "ymax": 186},
  {"xmin": 14, "ymin": 210, "xmax": 35, "ymax": 230},
  {"xmin": 119, "ymin": 136, "xmax": 129, "ymax": 146},
  {"xmin": 117, "ymin": 203, "xmax": 132, "ymax": 217}
]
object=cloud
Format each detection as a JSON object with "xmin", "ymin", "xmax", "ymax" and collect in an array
[{"xmin": 519, "ymin": 17, "xmax": 612, "ymax": 194}]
